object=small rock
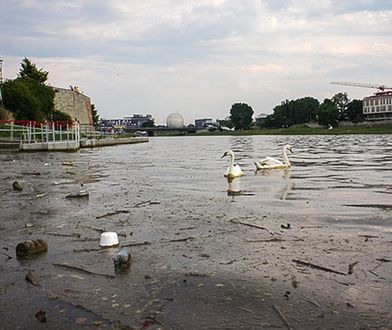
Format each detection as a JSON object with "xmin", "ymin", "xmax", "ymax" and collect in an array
[
  {"xmin": 113, "ymin": 248, "xmax": 131, "ymax": 269},
  {"xmin": 16, "ymin": 239, "xmax": 48, "ymax": 257},
  {"xmin": 35, "ymin": 310, "xmax": 47, "ymax": 322},
  {"xmin": 25, "ymin": 270, "xmax": 39, "ymax": 286},
  {"xmin": 12, "ymin": 181, "xmax": 23, "ymax": 191}
]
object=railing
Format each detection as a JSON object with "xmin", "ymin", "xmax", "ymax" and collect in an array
[{"xmin": 0, "ymin": 120, "xmax": 80, "ymax": 145}]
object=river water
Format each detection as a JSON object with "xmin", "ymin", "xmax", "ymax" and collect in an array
[
  {"xmin": 1, "ymin": 134, "xmax": 392, "ymax": 329},
  {"xmin": 89, "ymin": 134, "xmax": 392, "ymax": 231}
]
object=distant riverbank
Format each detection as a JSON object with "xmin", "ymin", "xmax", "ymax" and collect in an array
[{"xmin": 194, "ymin": 123, "xmax": 392, "ymax": 136}]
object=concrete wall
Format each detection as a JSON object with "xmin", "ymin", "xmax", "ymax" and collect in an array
[{"xmin": 54, "ymin": 87, "xmax": 93, "ymax": 126}]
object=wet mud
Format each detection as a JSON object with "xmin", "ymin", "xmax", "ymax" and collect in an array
[{"xmin": 1, "ymin": 135, "xmax": 392, "ymax": 329}]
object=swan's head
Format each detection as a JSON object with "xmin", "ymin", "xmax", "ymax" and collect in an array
[
  {"xmin": 221, "ymin": 150, "xmax": 234, "ymax": 158},
  {"xmin": 285, "ymin": 144, "xmax": 293, "ymax": 153}
]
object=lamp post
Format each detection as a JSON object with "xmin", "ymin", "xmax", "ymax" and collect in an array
[{"xmin": 0, "ymin": 58, "xmax": 3, "ymax": 106}]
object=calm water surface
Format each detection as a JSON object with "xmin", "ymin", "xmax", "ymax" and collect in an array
[
  {"xmin": 83, "ymin": 134, "xmax": 392, "ymax": 233},
  {"xmin": 2, "ymin": 134, "xmax": 391, "ymax": 233}
]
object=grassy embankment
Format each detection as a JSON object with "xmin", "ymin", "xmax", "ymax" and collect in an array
[{"xmin": 185, "ymin": 123, "xmax": 392, "ymax": 136}]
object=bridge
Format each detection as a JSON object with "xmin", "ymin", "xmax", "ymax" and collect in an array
[{"xmin": 124, "ymin": 126, "xmax": 203, "ymax": 135}]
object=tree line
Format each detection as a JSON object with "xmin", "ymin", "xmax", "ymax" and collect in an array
[
  {"xmin": 0, "ymin": 58, "xmax": 99, "ymax": 125},
  {"xmin": 225, "ymin": 93, "xmax": 363, "ymax": 130}
]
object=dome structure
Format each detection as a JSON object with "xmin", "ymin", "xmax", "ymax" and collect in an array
[{"xmin": 166, "ymin": 112, "xmax": 184, "ymax": 128}]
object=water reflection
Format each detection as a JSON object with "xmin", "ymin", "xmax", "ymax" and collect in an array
[
  {"xmin": 227, "ymin": 177, "xmax": 242, "ymax": 196},
  {"xmin": 254, "ymin": 167, "xmax": 293, "ymax": 200}
]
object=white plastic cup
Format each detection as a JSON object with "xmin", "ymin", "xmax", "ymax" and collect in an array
[{"xmin": 99, "ymin": 232, "xmax": 119, "ymax": 247}]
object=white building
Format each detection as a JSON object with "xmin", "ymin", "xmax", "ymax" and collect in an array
[{"xmin": 363, "ymin": 91, "xmax": 392, "ymax": 121}]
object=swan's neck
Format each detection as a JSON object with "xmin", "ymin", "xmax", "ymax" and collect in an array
[
  {"xmin": 228, "ymin": 154, "xmax": 235, "ymax": 174},
  {"xmin": 283, "ymin": 148, "xmax": 291, "ymax": 167}
]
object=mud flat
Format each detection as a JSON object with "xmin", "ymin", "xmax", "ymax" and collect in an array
[{"xmin": 0, "ymin": 138, "xmax": 391, "ymax": 330}]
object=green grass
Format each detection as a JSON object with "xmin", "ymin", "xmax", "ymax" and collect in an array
[{"xmin": 191, "ymin": 123, "xmax": 392, "ymax": 136}]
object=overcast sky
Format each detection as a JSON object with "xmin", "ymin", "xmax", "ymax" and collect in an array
[{"xmin": 1, "ymin": 0, "xmax": 392, "ymax": 125}]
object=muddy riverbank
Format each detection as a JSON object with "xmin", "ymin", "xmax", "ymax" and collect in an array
[{"xmin": 1, "ymin": 135, "xmax": 391, "ymax": 329}]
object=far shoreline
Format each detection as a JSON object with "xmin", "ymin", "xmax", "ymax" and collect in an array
[{"xmin": 156, "ymin": 123, "xmax": 392, "ymax": 136}]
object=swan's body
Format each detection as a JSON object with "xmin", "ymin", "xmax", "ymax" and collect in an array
[
  {"xmin": 221, "ymin": 150, "xmax": 244, "ymax": 178},
  {"xmin": 255, "ymin": 144, "xmax": 293, "ymax": 170}
]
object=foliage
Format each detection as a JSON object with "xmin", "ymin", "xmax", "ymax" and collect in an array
[
  {"xmin": 3, "ymin": 79, "xmax": 43, "ymax": 120},
  {"xmin": 141, "ymin": 118, "xmax": 155, "ymax": 127},
  {"xmin": 52, "ymin": 110, "xmax": 72, "ymax": 122},
  {"xmin": 262, "ymin": 97, "xmax": 319, "ymax": 128},
  {"xmin": 346, "ymin": 99, "xmax": 363, "ymax": 122},
  {"xmin": 18, "ymin": 58, "xmax": 48, "ymax": 84},
  {"xmin": 3, "ymin": 58, "xmax": 55, "ymax": 121},
  {"xmin": 332, "ymin": 92, "xmax": 349, "ymax": 120},
  {"xmin": 317, "ymin": 98, "xmax": 339, "ymax": 127},
  {"xmin": 230, "ymin": 103, "xmax": 254, "ymax": 130},
  {"xmin": 217, "ymin": 118, "xmax": 234, "ymax": 129},
  {"xmin": 91, "ymin": 104, "xmax": 99, "ymax": 127}
]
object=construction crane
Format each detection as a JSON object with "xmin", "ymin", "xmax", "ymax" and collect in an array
[{"xmin": 331, "ymin": 81, "xmax": 392, "ymax": 92}]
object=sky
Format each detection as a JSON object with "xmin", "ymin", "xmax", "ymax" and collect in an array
[{"xmin": 1, "ymin": 0, "xmax": 392, "ymax": 125}]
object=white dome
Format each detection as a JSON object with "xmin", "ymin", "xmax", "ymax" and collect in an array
[{"xmin": 166, "ymin": 112, "xmax": 184, "ymax": 128}]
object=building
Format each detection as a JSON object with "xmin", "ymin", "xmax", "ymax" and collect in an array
[
  {"xmin": 54, "ymin": 87, "xmax": 92, "ymax": 126},
  {"xmin": 99, "ymin": 114, "xmax": 153, "ymax": 128},
  {"xmin": 195, "ymin": 118, "xmax": 213, "ymax": 128},
  {"xmin": 123, "ymin": 114, "xmax": 153, "ymax": 127},
  {"xmin": 166, "ymin": 112, "xmax": 184, "ymax": 128},
  {"xmin": 363, "ymin": 91, "xmax": 392, "ymax": 121},
  {"xmin": 255, "ymin": 113, "xmax": 269, "ymax": 125}
]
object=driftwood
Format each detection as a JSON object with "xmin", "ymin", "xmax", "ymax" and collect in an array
[
  {"xmin": 52, "ymin": 263, "xmax": 115, "ymax": 278},
  {"xmin": 272, "ymin": 304, "xmax": 291, "ymax": 330},
  {"xmin": 96, "ymin": 210, "xmax": 130, "ymax": 219},
  {"xmin": 293, "ymin": 259, "xmax": 347, "ymax": 276},
  {"xmin": 122, "ymin": 241, "xmax": 151, "ymax": 247},
  {"xmin": 162, "ymin": 237, "xmax": 195, "ymax": 243},
  {"xmin": 231, "ymin": 219, "xmax": 275, "ymax": 235}
]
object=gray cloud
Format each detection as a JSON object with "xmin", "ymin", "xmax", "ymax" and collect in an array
[{"xmin": 1, "ymin": 0, "xmax": 392, "ymax": 123}]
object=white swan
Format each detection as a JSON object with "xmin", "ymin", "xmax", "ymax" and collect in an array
[
  {"xmin": 221, "ymin": 150, "xmax": 244, "ymax": 178},
  {"xmin": 254, "ymin": 144, "xmax": 293, "ymax": 170}
]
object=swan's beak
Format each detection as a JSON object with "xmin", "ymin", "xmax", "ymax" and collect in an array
[
  {"xmin": 221, "ymin": 153, "xmax": 227, "ymax": 158},
  {"xmin": 288, "ymin": 147, "xmax": 293, "ymax": 153}
]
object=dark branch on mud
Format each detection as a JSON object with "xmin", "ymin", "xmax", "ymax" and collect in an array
[
  {"xmin": 293, "ymin": 259, "xmax": 347, "ymax": 276},
  {"xmin": 52, "ymin": 263, "xmax": 115, "ymax": 278}
]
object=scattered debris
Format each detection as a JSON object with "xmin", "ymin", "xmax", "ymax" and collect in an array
[
  {"xmin": 52, "ymin": 263, "xmax": 115, "ymax": 278},
  {"xmin": 35, "ymin": 310, "xmax": 47, "ymax": 322},
  {"xmin": 272, "ymin": 304, "xmax": 291, "ymax": 330},
  {"xmin": 122, "ymin": 241, "xmax": 151, "ymax": 247},
  {"xmin": 16, "ymin": 239, "xmax": 48, "ymax": 258},
  {"xmin": 348, "ymin": 261, "xmax": 359, "ymax": 275},
  {"xmin": 66, "ymin": 190, "xmax": 89, "ymax": 199},
  {"xmin": 25, "ymin": 270, "xmax": 39, "ymax": 286},
  {"xmin": 292, "ymin": 259, "xmax": 347, "ymax": 276},
  {"xmin": 96, "ymin": 210, "xmax": 130, "ymax": 219},
  {"xmin": 133, "ymin": 200, "xmax": 161, "ymax": 208},
  {"xmin": 12, "ymin": 180, "xmax": 23, "ymax": 191},
  {"xmin": 62, "ymin": 161, "xmax": 74, "ymax": 166},
  {"xmin": 113, "ymin": 247, "xmax": 131, "ymax": 270},
  {"xmin": 231, "ymin": 219, "xmax": 275, "ymax": 236}
]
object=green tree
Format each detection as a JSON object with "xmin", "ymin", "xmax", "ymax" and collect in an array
[
  {"xmin": 19, "ymin": 58, "xmax": 48, "ymax": 84},
  {"xmin": 346, "ymin": 99, "xmax": 363, "ymax": 122},
  {"xmin": 230, "ymin": 103, "xmax": 254, "ymax": 130},
  {"xmin": 3, "ymin": 79, "xmax": 43, "ymax": 120},
  {"xmin": 332, "ymin": 92, "xmax": 349, "ymax": 120},
  {"xmin": 317, "ymin": 99, "xmax": 339, "ymax": 127},
  {"xmin": 91, "ymin": 104, "xmax": 99, "ymax": 127},
  {"xmin": 3, "ymin": 58, "xmax": 55, "ymax": 121},
  {"xmin": 52, "ymin": 110, "xmax": 72, "ymax": 122},
  {"xmin": 141, "ymin": 118, "xmax": 155, "ymax": 127}
]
